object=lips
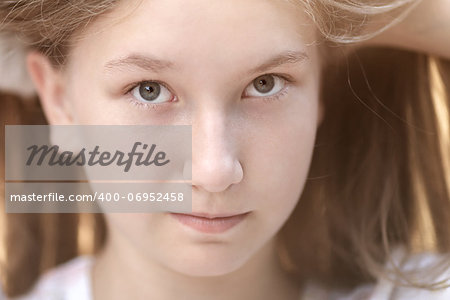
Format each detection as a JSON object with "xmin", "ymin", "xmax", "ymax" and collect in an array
[{"xmin": 170, "ymin": 212, "xmax": 250, "ymax": 234}]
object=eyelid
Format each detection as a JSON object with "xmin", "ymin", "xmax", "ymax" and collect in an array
[
  {"xmin": 124, "ymin": 80, "xmax": 174, "ymax": 95},
  {"xmin": 247, "ymin": 73, "xmax": 295, "ymax": 89}
]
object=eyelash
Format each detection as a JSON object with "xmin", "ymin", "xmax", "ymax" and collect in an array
[
  {"xmin": 259, "ymin": 88, "xmax": 289, "ymax": 103},
  {"xmin": 124, "ymin": 73, "xmax": 293, "ymax": 111},
  {"xmin": 126, "ymin": 97, "xmax": 164, "ymax": 111}
]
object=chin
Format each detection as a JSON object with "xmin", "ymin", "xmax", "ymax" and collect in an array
[
  {"xmin": 164, "ymin": 246, "xmax": 252, "ymax": 277},
  {"xmin": 171, "ymin": 261, "xmax": 246, "ymax": 278}
]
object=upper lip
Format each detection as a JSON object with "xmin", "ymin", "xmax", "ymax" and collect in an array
[{"xmin": 173, "ymin": 212, "xmax": 250, "ymax": 219}]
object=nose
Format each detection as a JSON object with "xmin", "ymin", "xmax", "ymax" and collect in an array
[{"xmin": 190, "ymin": 107, "xmax": 243, "ymax": 193}]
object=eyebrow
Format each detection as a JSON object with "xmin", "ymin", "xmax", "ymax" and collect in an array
[
  {"xmin": 249, "ymin": 50, "xmax": 309, "ymax": 75},
  {"xmin": 104, "ymin": 54, "xmax": 174, "ymax": 72},
  {"xmin": 103, "ymin": 50, "xmax": 309, "ymax": 74}
]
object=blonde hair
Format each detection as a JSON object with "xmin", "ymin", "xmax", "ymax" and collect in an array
[{"xmin": 1, "ymin": 0, "xmax": 449, "ymax": 297}]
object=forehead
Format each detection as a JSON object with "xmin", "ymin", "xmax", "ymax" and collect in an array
[{"xmin": 68, "ymin": 0, "xmax": 317, "ymax": 73}]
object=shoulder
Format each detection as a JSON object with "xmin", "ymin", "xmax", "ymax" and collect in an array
[
  {"xmin": 301, "ymin": 250, "xmax": 450, "ymax": 300},
  {"xmin": 378, "ymin": 250, "xmax": 450, "ymax": 300},
  {"xmin": 13, "ymin": 255, "xmax": 94, "ymax": 300}
]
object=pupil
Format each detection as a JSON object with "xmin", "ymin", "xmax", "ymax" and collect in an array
[
  {"xmin": 253, "ymin": 75, "xmax": 274, "ymax": 93},
  {"xmin": 139, "ymin": 82, "xmax": 160, "ymax": 101}
]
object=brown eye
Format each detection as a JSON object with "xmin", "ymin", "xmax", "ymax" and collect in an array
[
  {"xmin": 253, "ymin": 75, "xmax": 275, "ymax": 93},
  {"xmin": 244, "ymin": 74, "xmax": 286, "ymax": 98},
  {"xmin": 131, "ymin": 81, "xmax": 173, "ymax": 104}
]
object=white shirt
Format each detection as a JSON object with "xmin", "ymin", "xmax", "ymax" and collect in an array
[
  {"xmin": 13, "ymin": 256, "xmax": 93, "ymax": 300},
  {"xmin": 13, "ymin": 251, "xmax": 450, "ymax": 300}
]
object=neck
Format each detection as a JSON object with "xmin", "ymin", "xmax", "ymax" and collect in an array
[{"xmin": 92, "ymin": 234, "xmax": 300, "ymax": 300}]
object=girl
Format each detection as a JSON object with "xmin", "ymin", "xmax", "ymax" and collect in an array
[{"xmin": 1, "ymin": 0, "xmax": 450, "ymax": 299}]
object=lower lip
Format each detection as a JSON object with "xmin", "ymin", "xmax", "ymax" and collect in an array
[{"xmin": 170, "ymin": 212, "xmax": 249, "ymax": 234}]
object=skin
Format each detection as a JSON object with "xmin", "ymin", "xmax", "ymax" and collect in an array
[{"xmin": 27, "ymin": 0, "xmax": 323, "ymax": 299}]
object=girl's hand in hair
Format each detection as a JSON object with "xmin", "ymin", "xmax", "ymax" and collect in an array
[{"xmin": 360, "ymin": 0, "xmax": 450, "ymax": 59}]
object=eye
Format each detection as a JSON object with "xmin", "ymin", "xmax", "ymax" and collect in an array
[
  {"xmin": 130, "ymin": 81, "xmax": 174, "ymax": 103},
  {"xmin": 244, "ymin": 74, "xmax": 286, "ymax": 98}
]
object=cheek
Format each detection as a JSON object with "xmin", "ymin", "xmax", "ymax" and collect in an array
[
  {"xmin": 249, "ymin": 126, "xmax": 316, "ymax": 206},
  {"xmin": 246, "ymin": 94, "xmax": 320, "ymax": 212},
  {"xmin": 246, "ymin": 90, "xmax": 319, "ymax": 184}
]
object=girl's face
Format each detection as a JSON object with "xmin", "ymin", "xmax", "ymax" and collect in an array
[{"xmin": 31, "ymin": 0, "xmax": 322, "ymax": 276}]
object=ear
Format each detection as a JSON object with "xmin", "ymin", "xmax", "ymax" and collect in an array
[{"xmin": 26, "ymin": 51, "xmax": 73, "ymax": 125}]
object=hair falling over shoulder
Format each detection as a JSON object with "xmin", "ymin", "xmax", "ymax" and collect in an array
[
  {"xmin": 0, "ymin": 0, "xmax": 449, "ymax": 297},
  {"xmin": 278, "ymin": 48, "xmax": 450, "ymax": 289}
]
